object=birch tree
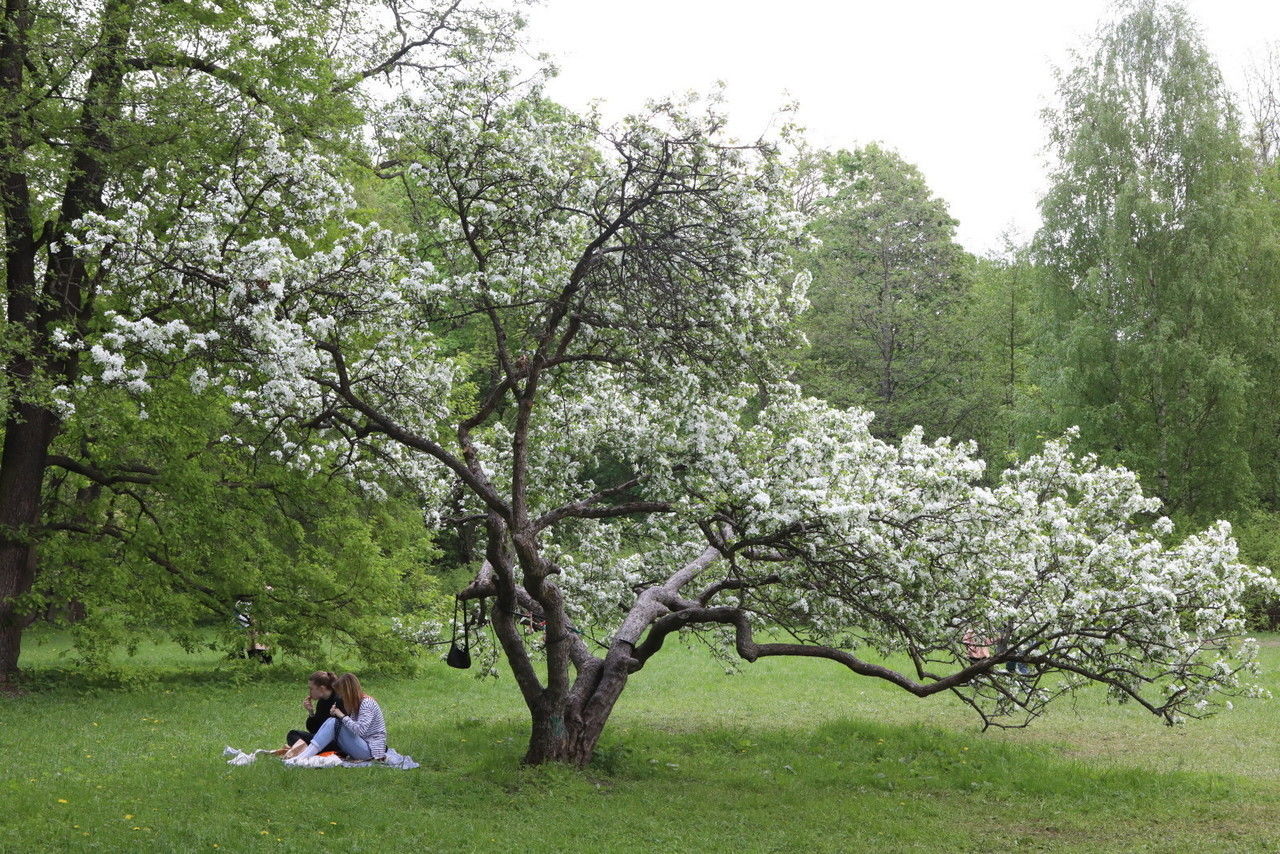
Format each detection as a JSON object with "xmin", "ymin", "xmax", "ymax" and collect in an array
[{"xmin": 1035, "ymin": 0, "xmax": 1265, "ymax": 515}]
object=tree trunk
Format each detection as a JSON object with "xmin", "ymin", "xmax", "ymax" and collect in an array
[
  {"xmin": 523, "ymin": 702, "xmax": 611, "ymax": 767},
  {"xmin": 522, "ymin": 646, "xmax": 634, "ymax": 767},
  {"xmin": 0, "ymin": 403, "xmax": 56, "ymax": 682}
]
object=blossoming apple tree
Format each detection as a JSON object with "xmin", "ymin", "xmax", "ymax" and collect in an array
[{"xmin": 82, "ymin": 56, "xmax": 1272, "ymax": 765}]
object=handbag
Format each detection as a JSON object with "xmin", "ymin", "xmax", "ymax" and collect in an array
[{"xmin": 446, "ymin": 596, "xmax": 471, "ymax": 669}]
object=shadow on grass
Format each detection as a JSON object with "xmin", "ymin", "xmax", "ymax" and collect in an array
[
  {"xmin": 417, "ymin": 713, "xmax": 1244, "ymax": 800},
  {"xmin": 389, "ymin": 716, "xmax": 1272, "ymax": 851}
]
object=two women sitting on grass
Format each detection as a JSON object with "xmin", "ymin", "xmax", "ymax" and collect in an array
[{"xmin": 282, "ymin": 671, "xmax": 388, "ymax": 762}]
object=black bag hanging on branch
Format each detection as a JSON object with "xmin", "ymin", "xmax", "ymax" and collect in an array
[{"xmin": 447, "ymin": 596, "xmax": 472, "ymax": 669}]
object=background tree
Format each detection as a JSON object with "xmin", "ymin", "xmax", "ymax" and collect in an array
[
  {"xmin": 794, "ymin": 144, "xmax": 977, "ymax": 441},
  {"xmin": 33, "ymin": 373, "xmax": 438, "ymax": 666},
  {"xmin": 0, "ymin": 0, "xmax": 518, "ymax": 682},
  {"xmin": 1245, "ymin": 44, "xmax": 1280, "ymax": 169},
  {"xmin": 964, "ymin": 237, "xmax": 1040, "ymax": 463},
  {"xmin": 1034, "ymin": 0, "xmax": 1268, "ymax": 517}
]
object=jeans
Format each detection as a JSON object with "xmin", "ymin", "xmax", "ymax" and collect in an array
[{"xmin": 295, "ymin": 717, "xmax": 373, "ymax": 761}]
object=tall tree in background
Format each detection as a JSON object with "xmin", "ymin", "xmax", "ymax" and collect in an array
[
  {"xmin": 795, "ymin": 144, "xmax": 975, "ymax": 440},
  {"xmin": 1245, "ymin": 45, "xmax": 1280, "ymax": 169},
  {"xmin": 0, "ymin": 0, "xmax": 514, "ymax": 682},
  {"xmin": 1035, "ymin": 0, "xmax": 1266, "ymax": 516},
  {"xmin": 966, "ymin": 238, "xmax": 1039, "ymax": 463},
  {"xmin": 1241, "ymin": 47, "xmax": 1280, "ymax": 512}
]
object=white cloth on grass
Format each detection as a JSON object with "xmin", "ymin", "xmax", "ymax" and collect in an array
[{"xmin": 223, "ymin": 745, "xmax": 419, "ymax": 769}]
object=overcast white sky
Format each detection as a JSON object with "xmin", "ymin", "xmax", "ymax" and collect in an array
[{"xmin": 524, "ymin": 1, "xmax": 1280, "ymax": 254}]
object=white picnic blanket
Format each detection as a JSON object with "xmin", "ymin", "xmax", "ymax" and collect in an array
[{"xmin": 223, "ymin": 745, "xmax": 419, "ymax": 770}]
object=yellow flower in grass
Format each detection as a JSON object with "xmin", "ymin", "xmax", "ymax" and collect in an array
[{"xmin": 56, "ymin": 799, "xmax": 68, "ymax": 804}]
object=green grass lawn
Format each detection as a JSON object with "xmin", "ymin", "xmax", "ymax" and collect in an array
[{"xmin": 3, "ymin": 630, "xmax": 1280, "ymax": 853}]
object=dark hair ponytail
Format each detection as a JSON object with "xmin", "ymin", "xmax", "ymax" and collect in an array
[{"xmin": 308, "ymin": 670, "xmax": 337, "ymax": 690}]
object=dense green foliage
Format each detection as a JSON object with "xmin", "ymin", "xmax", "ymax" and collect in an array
[
  {"xmin": 1035, "ymin": 0, "xmax": 1266, "ymax": 516},
  {"xmin": 795, "ymin": 144, "xmax": 976, "ymax": 441},
  {"xmin": 38, "ymin": 378, "xmax": 441, "ymax": 666},
  {"xmin": 0, "ymin": 0, "xmax": 509, "ymax": 670}
]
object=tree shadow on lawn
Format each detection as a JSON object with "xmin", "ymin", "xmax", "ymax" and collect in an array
[
  {"xmin": 439, "ymin": 717, "xmax": 1277, "ymax": 852},
  {"xmin": 14, "ymin": 655, "xmax": 416, "ymax": 696}
]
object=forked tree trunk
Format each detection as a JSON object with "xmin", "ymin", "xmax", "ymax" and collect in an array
[
  {"xmin": 524, "ymin": 708, "xmax": 609, "ymax": 767},
  {"xmin": 522, "ymin": 648, "xmax": 633, "ymax": 767}
]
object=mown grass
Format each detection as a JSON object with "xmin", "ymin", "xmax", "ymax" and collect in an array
[{"xmin": 3, "ymin": 630, "xmax": 1280, "ymax": 852}]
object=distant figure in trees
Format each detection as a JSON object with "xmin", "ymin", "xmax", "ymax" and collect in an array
[
  {"xmin": 996, "ymin": 623, "xmax": 1034, "ymax": 676},
  {"xmin": 962, "ymin": 628, "xmax": 994, "ymax": 666},
  {"xmin": 288, "ymin": 673, "xmax": 389, "ymax": 762},
  {"xmin": 233, "ymin": 597, "xmax": 272, "ymax": 664},
  {"xmin": 279, "ymin": 671, "xmax": 344, "ymax": 757}
]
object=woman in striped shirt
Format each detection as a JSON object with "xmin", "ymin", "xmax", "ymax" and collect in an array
[{"xmin": 292, "ymin": 672, "xmax": 388, "ymax": 761}]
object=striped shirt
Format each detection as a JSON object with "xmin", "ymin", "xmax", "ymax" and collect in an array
[{"xmin": 341, "ymin": 695, "xmax": 388, "ymax": 759}]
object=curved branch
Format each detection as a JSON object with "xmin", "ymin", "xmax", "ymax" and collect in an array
[
  {"xmin": 330, "ymin": 0, "xmax": 464, "ymax": 94},
  {"xmin": 697, "ymin": 573, "xmax": 782, "ymax": 606},
  {"xmin": 630, "ymin": 604, "xmax": 1002, "ymax": 698},
  {"xmin": 533, "ymin": 491, "xmax": 672, "ymax": 532},
  {"xmin": 309, "ymin": 341, "xmax": 510, "ymax": 518},
  {"xmin": 126, "ymin": 54, "xmax": 266, "ymax": 105},
  {"xmin": 46, "ymin": 454, "xmax": 158, "ymax": 486}
]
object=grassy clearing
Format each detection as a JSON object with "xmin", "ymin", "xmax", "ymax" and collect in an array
[{"xmin": 2, "ymin": 631, "xmax": 1279, "ymax": 852}]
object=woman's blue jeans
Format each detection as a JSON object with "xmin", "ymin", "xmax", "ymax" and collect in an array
[{"xmin": 296, "ymin": 717, "xmax": 373, "ymax": 760}]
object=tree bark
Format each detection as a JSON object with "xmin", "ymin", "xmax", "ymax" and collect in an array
[
  {"xmin": 0, "ymin": 405, "xmax": 50, "ymax": 682},
  {"xmin": 524, "ymin": 701, "xmax": 610, "ymax": 767},
  {"xmin": 0, "ymin": 0, "xmax": 134, "ymax": 681},
  {"xmin": 0, "ymin": 0, "xmax": 39, "ymax": 685},
  {"xmin": 524, "ymin": 646, "xmax": 633, "ymax": 767}
]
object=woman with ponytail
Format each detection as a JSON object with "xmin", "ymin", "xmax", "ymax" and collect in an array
[{"xmin": 280, "ymin": 671, "xmax": 343, "ymax": 757}]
